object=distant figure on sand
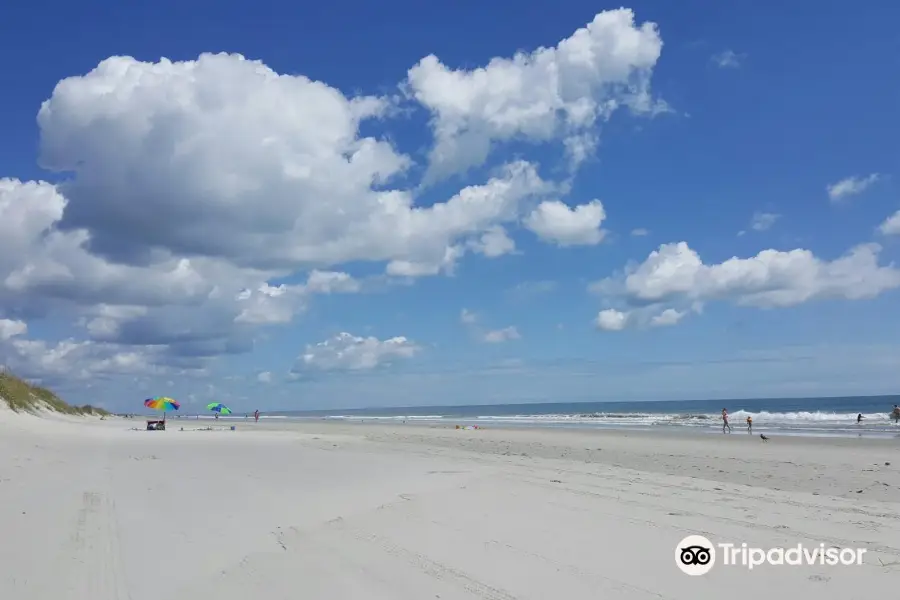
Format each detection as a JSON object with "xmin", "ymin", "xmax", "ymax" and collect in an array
[
  {"xmin": 254, "ymin": 409, "xmax": 260, "ymax": 423},
  {"xmin": 722, "ymin": 408, "xmax": 732, "ymax": 434},
  {"xmin": 892, "ymin": 405, "xmax": 900, "ymax": 424},
  {"xmin": 857, "ymin": 413, "xmax": 864, "ymax": 424},
  {"xmin": 746, "ymin": 415, "xmax": 752, "ymax": 434}
]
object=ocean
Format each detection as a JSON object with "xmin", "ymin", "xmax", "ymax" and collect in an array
[{"xmin": 262, "ymin": 396, "xmax": 900, "ymax": 439}]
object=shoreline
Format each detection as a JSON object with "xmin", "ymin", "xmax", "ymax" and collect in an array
[
  {"xmin": 169, "ymin": 413, "xmax": 900, "ymax": 440},
  {"xmin": 249, "ymin": 416, "xmax": 900, "ymax": 443}
]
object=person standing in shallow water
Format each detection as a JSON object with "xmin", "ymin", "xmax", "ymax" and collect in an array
[
  {"xmin": 892, "ymin": 405, "xmax": 900, "ymax": 424},
  {"xmin": 746, "ymin": 415, "xmax": 752, "ymax": 434},
  {"xmin": 722, "ymin": 408, "xmax": 732, "ymax": 434}
]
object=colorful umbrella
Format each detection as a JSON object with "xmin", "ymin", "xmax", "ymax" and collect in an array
[
  {"xmin": 145, "ymin": 396, "xmax": 180, "ymax": 411},
  {"xmin": 206, "ymin": 403, "xmax": 232, "ymax": 415}
]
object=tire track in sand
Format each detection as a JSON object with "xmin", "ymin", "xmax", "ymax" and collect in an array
[{"xmin": 37, "ymin": 490, "xmax": 132, "ymax": 599}]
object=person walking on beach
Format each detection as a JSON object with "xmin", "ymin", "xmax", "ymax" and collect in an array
[
  {"xmin": 722, "ymin": 408, "xmax": 732, "ymax": 434},
  {"xmin": 254, "ymin": 409, "xmax": 260, "ymax": 423},
  {"xmin": 746, "ymin": 415, "xmax": 752, "ymax": 434}
]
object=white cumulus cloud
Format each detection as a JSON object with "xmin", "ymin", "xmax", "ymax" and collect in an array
[
  {"xmin": 4, "ymin": 29, "xmax": 635, "ymax": 380},
  {"xmin": 649, "ymin": 308, "xmax": 686, "ymax": 327},
  {"xmin": 295, "ymin": 332, "xmax": 420, "ymax": 371},
  {"xmin": 595, "ymin": 309, "xmax": 629, "ymax": 331},
  {"xmin": 468, "ymin": 226, "xmax": 516, "ymax": 258},
  {"xmin": 592, "ymin": 241, "xmax": 900, "ymax": 315},
  {"xmin": 407, "ymin": 8, "xmax": 665, "ymax": 181},
  {"xmin": 524, "ymin": 200, "xmax": 607, "ymax": 246}
]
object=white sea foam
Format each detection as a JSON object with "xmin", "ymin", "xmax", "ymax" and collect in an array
[
  {"xmin": 308, "ymin": 410, "xmax": 900, "ymax": 437},
  {"xmin": 323, "ymin": 415, "xmax": 445, "ymax": 421},
  {"xmin": 184, "ymin": 406, "xmax": 899, "ymax": 438},
  {"xmin": 197, "ymin": 409, "xmax": 899, "ymax": 425},
  {"xmin": 469, "ymin": 410, "xmax": 894, "ymax": 427}
]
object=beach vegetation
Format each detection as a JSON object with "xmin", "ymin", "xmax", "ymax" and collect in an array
[{"xmin": 0, "ymin": 369, "xmax": 110, "ymax": 416}]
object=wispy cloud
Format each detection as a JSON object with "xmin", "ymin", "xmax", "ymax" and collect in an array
[
  {"xmin": 460, "ymin": 309, "xmax": 521, "ymax": 343},
  {"xmin": 827, "ymin": 174, "xmax": 881, "ymax": 202},
  {"xmin": 630, "ymin": 228, "xmax": 649, "ymax": 237},
  {"xmin": 878, "ymin": 209, "xmax": 900, "ymax": 236},
  {"xmin": 750, "ymin": 211, "xmax": 780, "ymax": 232},
  {"xmin": 711, "ymin": 49, "xmax": 744, "ymax": 68},
  {"xmin": 459, "ymin": 308, "xmax": 478, "ymax": 325},
  {"xmin": 507, "ymin": 280, "xmax": 557, "ymax": 300},
  {"xmin": 482, "ymin": 326, "xmax": 522, "ymax": 343}
]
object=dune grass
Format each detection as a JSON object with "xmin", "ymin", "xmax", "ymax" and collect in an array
[{"xmin": 0, "ymin": 370, "xmax": 109, "ymax": 416}]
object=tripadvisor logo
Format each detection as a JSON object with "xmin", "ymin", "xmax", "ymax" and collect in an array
[
  {"xmin": 676, "ymin": 535, "xmax": 866, "ymax": 575},
  {"xmin": 677, "ymin": 535, "xmax": 716, "ymax": 576}
]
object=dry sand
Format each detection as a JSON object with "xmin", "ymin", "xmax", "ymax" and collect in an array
[{"xmin": 1, "ymin": 409, "xmax": 898, "ymax": 599}]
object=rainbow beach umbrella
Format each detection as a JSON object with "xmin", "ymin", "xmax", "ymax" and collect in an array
[
  {"xmin": 144, "ymin": 396, "xmax": 180, "ymax": 419},
  {"xmin": 206, "ymin": 403, "xmax": 232, "ymax": 415}
]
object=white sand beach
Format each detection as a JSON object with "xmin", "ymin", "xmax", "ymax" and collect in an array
[{"xmin": 1, "ymin": 409, "xmax": 898, "ymax": 599}]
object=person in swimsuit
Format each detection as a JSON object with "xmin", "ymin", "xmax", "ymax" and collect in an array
[
  {"xmin": 892, "ymin": 405, "xmax": 900, "ymax": 424},
  {"xmin": 746, "ymin": 415, "xmax": 752, "ymax": 434},
  {"xmin": 722, "ymin": 408, "xmax": 732, "ymax": 434},
  {"xmin": 254, "ymin": 409, "xmax": 260, "ymax": 423},
  {"xmin": 857, "ymin": 413, "xmax": 863, "ymax": 424}
]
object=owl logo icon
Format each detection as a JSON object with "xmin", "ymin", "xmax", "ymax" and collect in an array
[{"xmin": 676, "ymin": 535, "xmax": 715, "ymax": 575}]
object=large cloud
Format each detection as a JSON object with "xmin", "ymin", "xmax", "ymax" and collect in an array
[
  {"xmin": 407, "ymin": 8, "xmax": 665, "ymax": 181},
  {"xmin": 0, "ymin": 318, "xmax": 190, "ymax": 385},
  {"xmin": 0, "ymin": 30, "xmax": 600, "ymax": 380},
  {"xmin": 0, "ymin": 178, "xmax": 365, "ymax": 359},
  {"xmin": 37, "ymin": 55, "xmax": 559, "ymax": 275},
  {"xmin": 2, "ymin": 11, "xmax": 668, "ymax": 385},
  {"xmin": 591, "ymin": 241, "xmax": 900, "ymax": 329},
  {"xmin": 0, "ymin": 178, "xmax": 237, "ymax": 314}
]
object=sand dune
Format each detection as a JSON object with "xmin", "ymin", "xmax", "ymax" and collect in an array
[{"xmin": 1, "ymin": 412, "xmax": 898, "ymax": 599}]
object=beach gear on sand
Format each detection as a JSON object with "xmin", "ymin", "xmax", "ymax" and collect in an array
[{"xmin": 144, "ymin": 397, "xmax": 180, "ymax": 429}]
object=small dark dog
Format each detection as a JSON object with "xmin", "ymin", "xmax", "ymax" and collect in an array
[{"xmin": 760, "ymin": 434, "xmax": 769, "ymax": 442}]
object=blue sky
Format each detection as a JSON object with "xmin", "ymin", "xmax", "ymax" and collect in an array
[{"xmin": 1, "ymin": 0, "xmax": 899, "ymax": 412}]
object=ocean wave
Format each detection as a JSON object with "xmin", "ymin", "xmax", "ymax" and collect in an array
[
  {"xmin": 323, "ymin": 415, "xmax": 446, "ymax": 421},
  {"xmin": 467, "ymin": 410, "xmax": 897, "ymax": 426},
  {"xmin": 310, "ymin": 409, "xmax": 896, "ymax": 425}
]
